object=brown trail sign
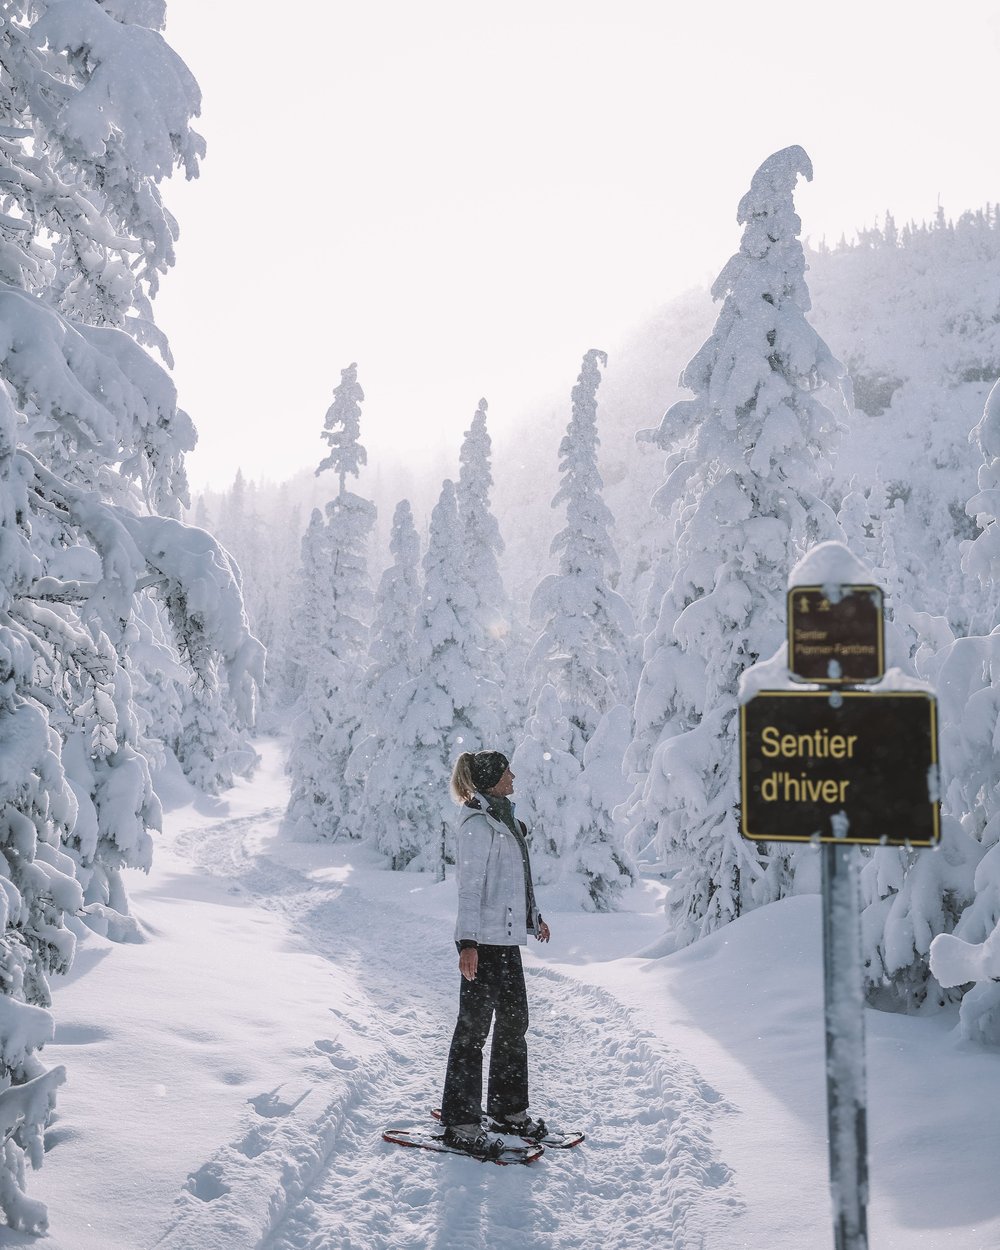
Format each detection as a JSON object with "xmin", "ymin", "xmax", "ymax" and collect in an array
[
  {"xmin": 788, "ymin": 584, "xmax": 884, "ymax": 685},
  {"xmin": 740, "ymin": 689, "xmax": 939, "ymax": 847}
]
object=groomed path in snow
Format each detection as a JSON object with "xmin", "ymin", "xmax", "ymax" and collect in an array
[{"xmin": 141, "ymin": 740, "xmax": 741, "ymax": 1250}]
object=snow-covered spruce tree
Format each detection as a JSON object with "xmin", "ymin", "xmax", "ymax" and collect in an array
[
  {"xmin": 578, "ymin": 703, "xmax": 635, "ymax": 908},
  {"xmin": 622, "ymin": 147, "xmax": 849, "ymax": 947},
  {"xmin": 286, "ymin": 364, "xmax": 375, "ymax": 839},
  {"xmin": 837, "ymin": 474, "xmax": 885, "ymax": 574},
  {"xmin": 0, "ymin": 399, "xmax": 81, "ymax": 1234},
  {"xmin": 0, "ymin": 5, "xmax": 266, "ymax": 1228},
  {"xmin": 855, "ymin": 505, "xmax": 962, "ymax": 1014},
  {"xmin": 527, "ymin": 349, "xmax": 636, "ymax": 751},
  {"xmin": 926, "ymin": 380, "xmax": 1000, "ymax": 1037},
  {"xmin": 259, "ymin": 485, "xmax": 304, "ymax": 712},
  {"xmin": 350, "ymin": 499, "xmax": 421, "ymax": 828},
  {"xmin": 13, "ymin": 2, "xmax": 256, "ymax": 803},
  {"xmin": 317, "ymin": 361, "xmax": 367, "ymax": 490},
  {"xmin": 456, "ymin": 399, "xmax": 510, "ymax": 708},
  {"xmin": 285, "ymin": 510, "xmax": 337, "ymax": 833},
  {"xmin": 363, "ymin": 500, "xmax": 421, "ymax": 723},
  {"xmin": 510, "ymin": 684, "xmax": 634, "ymax": 910},
  {"xmin": 369, "ymin": 480, "xmax": 501, "ymax": 871},
  {"xmin": 510, "ymin": 683, "xmax": 587, "ymax": 888},
  {"xmin": 524, "ymin": 349, "xmax": 636, "ymax": 906}
]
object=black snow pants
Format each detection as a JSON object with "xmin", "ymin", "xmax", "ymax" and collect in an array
[{"xmin": 440, "ymin": 944, "xmax": 529, "ymax": 1126}]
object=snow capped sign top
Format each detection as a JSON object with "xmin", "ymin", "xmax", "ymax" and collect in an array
[{"xmin": 786, "ymin": 541, "xmax": 885, "ymax": 684}]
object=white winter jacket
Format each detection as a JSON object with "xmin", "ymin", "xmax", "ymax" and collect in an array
[{"xmin": 453, "ymin": 796, "xmax": 543, "ymax": 947}]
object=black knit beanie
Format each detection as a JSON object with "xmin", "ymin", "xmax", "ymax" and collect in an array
[{"xmin": 470, "ymin": 751, "xmax": 509, "ymax": 792}]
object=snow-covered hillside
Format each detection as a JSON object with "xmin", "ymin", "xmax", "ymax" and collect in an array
[{"xmin": 28, "ymin": 738, "xmax": 1000, "ymax": 1250}]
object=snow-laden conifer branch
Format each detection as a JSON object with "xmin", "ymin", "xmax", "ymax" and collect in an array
[
  {"xmin": 0, "ymin": 0, "xmax": 201, "ymax": 349},
  {"xmin": 17, "ymin": 447, "xmax": 263, "ymax": 718}
]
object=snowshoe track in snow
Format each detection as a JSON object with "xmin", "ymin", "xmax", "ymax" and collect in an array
[{"xmin": 158, "ymin": 800, "xmax": 742, "ymax": 1249}]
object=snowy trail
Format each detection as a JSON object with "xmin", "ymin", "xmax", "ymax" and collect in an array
[{"xmin": 155, "ymin": 760, "xmax": 741, "ymax": 1250}]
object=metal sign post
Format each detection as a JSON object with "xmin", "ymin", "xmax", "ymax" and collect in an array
[{"xmin": 822, "ymin": 839, "xmax": 870, "ymax": 1250}]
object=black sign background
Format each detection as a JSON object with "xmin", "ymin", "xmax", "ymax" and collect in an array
[
  {"xmin": 787, "ymin": 584, "xmax": 885, "ymax": 684},
  {"xmin": 740, "ymin": 690, "xmax": 939, "ymax": 846}
]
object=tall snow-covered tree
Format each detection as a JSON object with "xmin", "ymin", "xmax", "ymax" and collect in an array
[
  {"xmin": 286, "ymin": 365, "xmax": 375, "ymax": 839},
  {"xmin": 261, "ymin": 486, "xmax": 304, "ymax": 712},
  {"xmin": 351, "ymin": 500, "xmax": 421, "ymax": 841},
  {"xmin": 450, "ymin": 399, "xmax": 511, "ymax": 741},
  {"xmin": 0, "ymin": 1, "xmax": 264, "ymax": 1230},
  {"xmin": 521, "ymin": 349, "xmax": 635, "ymax": 907},
  {"xmin": 363, "ymin": 499, "xmax": 421, "ymax": 724},
  {"xmin": 622, "ymin": 146, "xmax": 849, "ymax": 947},
  {"xmin": 924, "ymin": 380, "xmax": 1000, "ymax": 1036},
  {"xmin": 578, "ymin": 703, "xmax": 635, "ymax": 908},
  {"xmin": 368, "ymin": 480, "xmax": 500, "ymax": 871},
  {"xmin": 457, "ymin": 397, "xmax": 510, "ymax": 666},
  {"xmin": 350, "ymin": 499, "xmax": 422, "ymax": 802},
  {"xmin": 526, "ymin": 349, "xmax": 636, "ymax": 756},
  {"xmin": 285, "ymin": 510, "xmax": 337, "ymax": 832},
  {"xmin": 318, "ymin": 361, "xmax": 366, "ymax": 491}
]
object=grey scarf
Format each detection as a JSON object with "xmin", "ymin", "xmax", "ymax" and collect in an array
[{"xmin": 485, "ymin": 794, "xmax": 541, "ymax": 931}]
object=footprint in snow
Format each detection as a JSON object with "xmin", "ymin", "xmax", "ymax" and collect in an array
[
  {"xmin": 236, "ymin": 1124, "xmax": 273, "ymax": 1158},
  {"xmin": 314, "ymin": 1039, "xmax": 359, "ymax": 1070},
  {"xmin": 186, "ymin": 1162, "xmax": 230, "ymax": 1202},
  {"xmin": 248, "ymin": 1087, "xmax": 309, "ymax": 1117}
]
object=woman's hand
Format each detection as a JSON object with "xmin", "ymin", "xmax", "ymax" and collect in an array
[
  {"xmin": 459, "ymin": 946, "xmax": 478, "ymax": 981},
  {"xmin": 536, "ymin": 920, "xmax": 551, "ymax": 943}
]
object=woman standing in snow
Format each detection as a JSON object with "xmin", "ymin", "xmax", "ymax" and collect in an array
[{"xmin": 439, "ymin": 750, "xmax": 551, "ymax": 1159}]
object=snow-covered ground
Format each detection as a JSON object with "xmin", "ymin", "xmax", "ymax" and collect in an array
[{"xmin": 20, "ymin": 738, "xmax": 1000, "ymax": 1250}]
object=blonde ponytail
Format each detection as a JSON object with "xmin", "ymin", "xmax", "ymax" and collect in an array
[{"xmin": 450, "ymin": 752, "xmax": 478, "ymax": 804}]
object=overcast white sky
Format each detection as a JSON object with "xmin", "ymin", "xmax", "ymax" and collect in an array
[{"xmin": 155, "ymin": 1, "xmax": 1000, "ymax": 492}]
